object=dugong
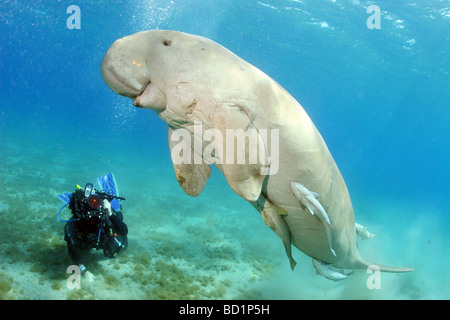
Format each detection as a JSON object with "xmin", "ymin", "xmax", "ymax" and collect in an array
[{"xmin": 101, "ymin": 30, "xmax": 413, "ymax": 277}]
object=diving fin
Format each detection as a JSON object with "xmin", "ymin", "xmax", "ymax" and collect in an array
[{"xmin": 96, "ymin": 172, "xmax": 121, "ymax": 211}]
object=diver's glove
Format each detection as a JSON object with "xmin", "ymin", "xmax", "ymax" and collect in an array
[{"xmin": 102, "ymin": 199, "xmax": 112, "ymax": 217}]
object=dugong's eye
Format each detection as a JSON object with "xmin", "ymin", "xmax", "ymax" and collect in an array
[{"xmin": 162, "ymin": 40, "xmax": 172, "ymax": 46}]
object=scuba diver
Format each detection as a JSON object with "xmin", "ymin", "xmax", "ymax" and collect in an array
[{"xmin": 59, "ymin": 175, "xmax": 128, "ymax": 282}]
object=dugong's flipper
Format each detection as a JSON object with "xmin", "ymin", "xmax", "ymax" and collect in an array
[
  {"xmin": 169, "ymin": 127, "xmax": 211, "ymax": 197},
  {"xmin": 291, "ymin": 182, "xmax": 336, "ymax": 256},
  {"xmin": 355, "ymin": 223, "xmax": 376, "ymax": 239},
  {"xmin": 212, "ymin": 105, "xmax": 269, "ymax": 202},
  {"xmin": 312, "ymin": 259, "xmax": 352, "ymax": 281}
]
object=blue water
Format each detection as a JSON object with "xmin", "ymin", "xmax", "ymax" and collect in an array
[{"xmin": 0, "ymin": 0, "xmax": 448, "ymax": 300}]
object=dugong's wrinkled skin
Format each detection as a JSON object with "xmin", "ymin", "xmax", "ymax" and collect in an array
[{"xmin": 101, "ymin": 30, "xmax": 413, "ymax": 274}]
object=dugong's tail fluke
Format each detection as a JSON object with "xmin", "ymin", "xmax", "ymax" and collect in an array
[
  {"xmin": 348, "ymin": 255, "xmax": 414, "ymax": 273},
  {"xmin": 371, "ymin": 263, "xmax": 414, "ymax": 273}
]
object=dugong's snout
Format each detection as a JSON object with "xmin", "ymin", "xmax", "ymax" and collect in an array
[
  {"xmin": 101, "ymin": 36, "xmax": 166, "ymax": 110},
  {"xmin": 101, "ymin": 60, "xmax": 141, "ymax": 99},
  {"xmin": 101, "ymin": 42, "xmax": 145, "ymax": 96}
]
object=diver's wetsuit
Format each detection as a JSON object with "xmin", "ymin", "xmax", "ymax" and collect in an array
[{"xmin": 64, "ymin": 189, "xmax": 128, "ymax": 272}]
